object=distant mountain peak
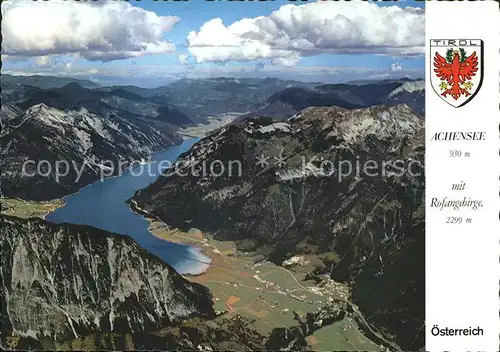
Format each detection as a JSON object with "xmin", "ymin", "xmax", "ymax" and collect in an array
[{"xmin": 58, "ymin": 81, "xmax": 89, "ymax": 93}]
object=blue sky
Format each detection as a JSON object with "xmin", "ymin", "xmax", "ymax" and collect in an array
[{"xmin": 2, "ymin": 0, "xmax": 425, "ymax": 87}]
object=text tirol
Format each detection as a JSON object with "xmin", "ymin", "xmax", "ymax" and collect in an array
[
  {"xmin": 430, "ymin": 39, "xmax": 482, "ymax": 46},
  {"xmin": 430, "ymin": 132, "xmax": 486, "ymax": 141}
]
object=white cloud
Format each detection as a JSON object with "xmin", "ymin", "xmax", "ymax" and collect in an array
[
  {"xmin": 368, "ymin": 72, "xmax": 390, "ymax": 79},
  {"xmin": 1, "ymin": 0, "xmax": 180, "ymax": 61},
  {"xmin": 391, "ymin": 63, "xmax": 403, "ymax": 71},
  {"xmin": 179, "ymin": 54, "xmax": 189, "ymax": 65},
  {"xmin": 271, "ymin": 55, "xmax": 301, "ymax": 67},
  {"xmin": 186, "ymin": 1, "xmax": 424, "ymax": 65},
  {"xmin": 34, "ymin": 56, "xmax": 51, "ymax": 67}
]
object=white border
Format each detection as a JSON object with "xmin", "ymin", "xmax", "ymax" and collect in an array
[{"xmin": 425, "ymin": 1, "xmax": 500, "ymax": 350}]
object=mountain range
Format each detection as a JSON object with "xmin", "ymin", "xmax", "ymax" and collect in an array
[
  {"xmin": 1, "ymin": 74, "xmax": 100, "ymax": 90},
  {"xmin": 238, "ymin": 78, "xmax": 424, "ymax": 121},
  {"xmin": 1, "ymin": 75, "xmax": 423, "ymax": 202},
  {"xmin": 132, "ymin": 104, "xmax": 425, "ymax": 350},
  {"xmin": 0, "ymin": 101, "xmax": 182, "ymax": 200},
  {"xmin": 97, "ymin": 77, "xmax": 321, "ymax": 121},
  {"xmin": 3, "ymin": 82, "xmax": 195, "ymax": 127},
  {"xmin": 0, "ymin": 214, "xmax": 346, "ymax": 351},
  {"xmin": 1, "ymin": 74, "xmax": 425, "ymax": 351}
]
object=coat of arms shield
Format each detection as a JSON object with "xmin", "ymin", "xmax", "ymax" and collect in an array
[{"xmin": 430, "ymin": 39, "xmax": 484, "ymax": 108}]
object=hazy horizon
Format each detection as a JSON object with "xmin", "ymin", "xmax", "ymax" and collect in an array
[{"xmin": 2, "ymin": 72, "xmax": 425, "ymax": 89}]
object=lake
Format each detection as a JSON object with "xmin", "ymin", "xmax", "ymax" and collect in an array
[{"xmin": 46, "ymin": 138, "xmax": 211, "ymax": 275}]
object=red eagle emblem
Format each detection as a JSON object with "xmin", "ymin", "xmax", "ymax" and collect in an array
[{"xmin": 433, "ymin": 48, "xmax": 478, "ymax": 100}]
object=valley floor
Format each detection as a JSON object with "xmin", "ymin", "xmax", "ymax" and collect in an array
[
  {"xmin": 0, "ymin": 195, "xmax": 390, "ymax": 351},
  {"xmin": 178, "ymin": 113, "xmax": 245, "ymax": 138},
  {"xmin": 0, "ymin": 197, "xmax": 63, "ymax": 219},
  {"xmin": 146, "ymin": 218, "xmax": 384, "ymax": 351}
]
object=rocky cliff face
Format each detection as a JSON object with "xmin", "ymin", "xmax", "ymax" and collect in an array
[
  {"xmin": 132, "ymin": 104, "xmax": 425, "ymax": 350},
  {"xmin": 0, "ymin": 215, "xmax": 215, "ymax": 343},
  {"xmin": 0, "ymin": 103, "xmax": 181, "ymax": 200}
]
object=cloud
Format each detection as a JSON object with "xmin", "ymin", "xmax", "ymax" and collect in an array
[
  {"xmin": 186, "ymin": 1, "xmax": 424, "ymax": 65},
  {"xmin": 34, "ymin": 56, "xmax": 51, "ymax": 67},
  {"xmin": 368, "ymin": 72, "xmax": 391, "ymax": 79},
  {"xmin": 1, "ymin": 0, "xmax": 180, "ymax": 61},
  {"xmin": 179, "ymin": 54, "xmax": 189, "ymax": 65},
  {"xmin": 271, "ymin": 55, "xmax": 301, "ymax": 67},
  {"xmin": 390, "ymin": 63, "xmax": 403, "ymax": 71}
]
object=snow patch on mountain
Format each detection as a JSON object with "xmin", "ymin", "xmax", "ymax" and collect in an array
[
  {"xmin": 74, "ymin": 129, "xmax": 93, "ymax": 152},
  {"xmin": 257, "ymin": 122, "xmax": 290, "ymax": 134},
  {"xmin": 387, "ymin": 80, "xmax": 424, "ymax": 98}
]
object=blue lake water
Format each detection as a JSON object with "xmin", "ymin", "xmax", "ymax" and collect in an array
[{"xmin": 46, "ymin": 138, "xmax": 211, "ymax": 275}]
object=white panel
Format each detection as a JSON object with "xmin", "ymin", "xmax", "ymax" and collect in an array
[{"xmin": 426, "ymin": 1, "xmax": 500, "ymax": 350}]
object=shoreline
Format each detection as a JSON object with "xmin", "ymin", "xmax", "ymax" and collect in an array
[
  {"xmin": 44, "ymin": 199, "xmax": 66, "ymax": 220},
  {"xmin": 128, "ymin": 198, "xmax": 213, "ymax": 277},
  {"xmin": 44, "ymin": 138, "xmax": 207, "ymax": 277},
  {"xmin": 51, "ymin": 141, "xmax": 188, "ymax": 202},
  {"xmin": 40, "ymin": 135, "xmax": 196, "ymax": 209}
]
